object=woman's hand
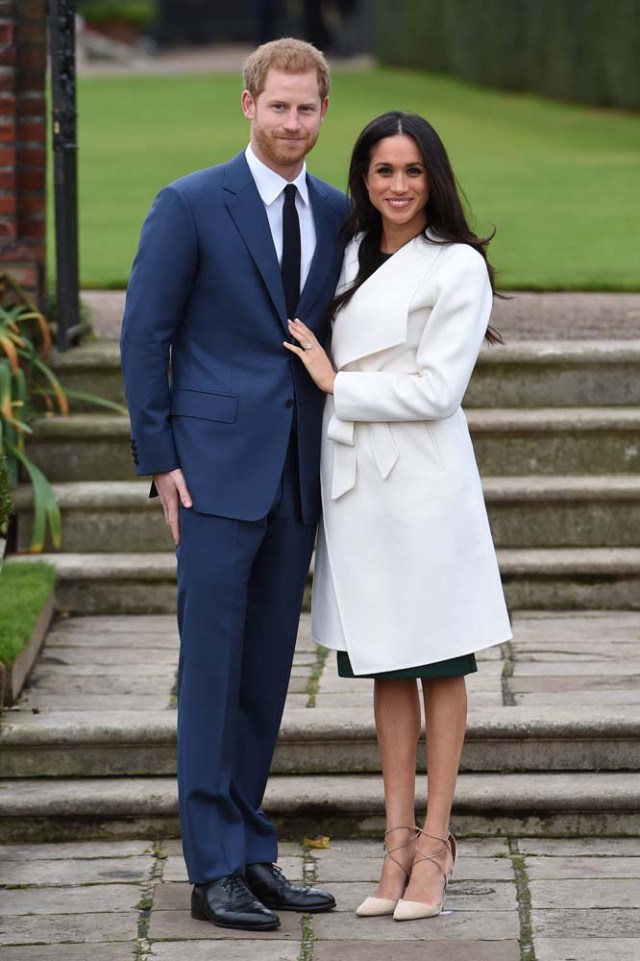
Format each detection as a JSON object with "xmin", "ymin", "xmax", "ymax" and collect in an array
[{"xmin": 284, "ymin": 318, "xmax": 336, "ymax": 394}]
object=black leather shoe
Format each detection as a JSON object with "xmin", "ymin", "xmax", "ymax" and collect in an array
[
  {"xmin": 191, "ymin": 874, "xmax": 280, "ymax": 930},
  {"xmin": 245, "ymin": 862, "xmax": 336, "ymax": 913}
]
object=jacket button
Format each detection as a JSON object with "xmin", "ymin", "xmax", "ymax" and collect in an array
[{"xmin": 284, "ymin": 399, "xmax": 294, "ymax": 408}]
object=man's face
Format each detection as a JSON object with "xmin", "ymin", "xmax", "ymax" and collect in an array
[{"xmin": 242, "ymin": 68, "xmax": 329, "ymax": 177}]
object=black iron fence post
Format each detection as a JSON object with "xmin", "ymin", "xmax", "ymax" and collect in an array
[{"xmin": 49, "ymin": 0, "xmax": 81, "ymax": 351}]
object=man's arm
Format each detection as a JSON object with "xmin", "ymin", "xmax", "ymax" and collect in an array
[{"xmin": 120, "ymin": 185, "xmax": 198, "ymax": 542}]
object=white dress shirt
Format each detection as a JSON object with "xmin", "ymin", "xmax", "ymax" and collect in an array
[{"xmin": 245, "ymin": 144, "xmax": 317, "ymax": 294}]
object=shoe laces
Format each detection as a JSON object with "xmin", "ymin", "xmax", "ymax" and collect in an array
[{"xmin": 221, "ymin": 873, "xmax": 250, "ymax": 897}]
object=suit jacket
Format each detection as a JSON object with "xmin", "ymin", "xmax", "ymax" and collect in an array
[
  {"xmin": 120, "ymin": 152, "xmax": 349, "ymax": 524},
  {"xmin": 311, "ymin": 233, "xmax": 512, "ymax": 673}
]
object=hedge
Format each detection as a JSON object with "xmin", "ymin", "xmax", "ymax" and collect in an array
[{"xmin": 375, "ymin": 0, "xmax": 640, "ymax": 110}]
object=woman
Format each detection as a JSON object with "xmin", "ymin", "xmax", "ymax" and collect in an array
[{"xmin": 284, "ymin": 112, "xmax": 512, "ymax": 921}]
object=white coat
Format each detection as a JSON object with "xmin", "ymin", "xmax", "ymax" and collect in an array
[{"xmin": 311, "ymin": 232, "xmax": 512, "ymax": 674}]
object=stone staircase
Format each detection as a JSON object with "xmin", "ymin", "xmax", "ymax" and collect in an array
[
  {"xmin": 2, "ymin": 336, "xmax": 640, "ymax": 842},
  {"xmin": 2, "ymin": 611, "xmax": 640, "ymax": 842},
  {"xmin": 11, "ymin": 339, "xmax": 640, "ymax": 611}
]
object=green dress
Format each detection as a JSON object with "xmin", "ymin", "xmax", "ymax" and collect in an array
[
  {"xmin": 337, "ymin": 650, "xmax": 477, "ymax": 679},
  {"xmin": 335, "ymin": 246, "xmax": 478, "ymax": 682}
]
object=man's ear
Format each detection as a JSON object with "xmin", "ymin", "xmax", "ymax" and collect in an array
[
  {"xmin": 241, "ymin": 90, "xmax": 255, "ymax": 120},
  {"xmin": 320, "ymin": 97, "xmax": 329, "ymax": 122}
]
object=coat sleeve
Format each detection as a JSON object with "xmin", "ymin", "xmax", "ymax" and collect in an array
[
  {"xmin": 120, "ymin": 186, "xmax": 198, "ymax": 476},
  {"xmin": 332, "ymin": 245, "xmax": 492, "ymax": 423}
]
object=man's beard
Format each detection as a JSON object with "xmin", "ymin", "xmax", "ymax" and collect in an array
[{"xmin": 253, "ymin": 124, "xmax": 318, "ymax": 169}]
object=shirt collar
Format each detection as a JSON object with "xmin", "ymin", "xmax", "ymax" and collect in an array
[{"xmin": 245, "ymin": 144, "xmax": 310, "ymax": 207}]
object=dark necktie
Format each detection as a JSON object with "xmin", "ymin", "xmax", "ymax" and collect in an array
[{"xmin": 281, "ymin": 183, "xmax": 301, "ymax": 319}]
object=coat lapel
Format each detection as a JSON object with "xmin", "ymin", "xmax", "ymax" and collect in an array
[
  {"xmin": 223, "ymin": 153, "xmax": 288, "ymax": 328},
  {"xmin": 331, "ymin": 235, "xmax": 444, "ymax": 370}
]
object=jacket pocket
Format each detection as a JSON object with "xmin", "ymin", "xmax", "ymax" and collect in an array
[{"xmin": 171, "ymin": 388, "xmax": 238, "ymax": 423}]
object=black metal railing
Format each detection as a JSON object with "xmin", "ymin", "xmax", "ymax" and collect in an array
[{"xmin": 49, "ymin": 0, "xmax": 81, "ymax": 351}]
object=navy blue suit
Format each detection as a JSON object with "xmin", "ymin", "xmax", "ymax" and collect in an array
[{"xmin": 121, "ymin": 152, "xmax": 348, "ymax": 881}]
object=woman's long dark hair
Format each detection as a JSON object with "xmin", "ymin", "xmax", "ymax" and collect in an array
[{"xmin": 332, "ymin": 111, "xmax": 503, "ymax": 345}]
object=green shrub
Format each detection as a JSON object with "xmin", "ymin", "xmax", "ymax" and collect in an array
[
  {"xmin": 375, "ymin": 0, "xmax": 640, "ymax": 110},
  {"xmin": 0, "ymin": 561, "xmax": 56, "ymax": 666},
  {"xmin": 79, "ymin": 0, "xmax": 155, "ymax": 27}
]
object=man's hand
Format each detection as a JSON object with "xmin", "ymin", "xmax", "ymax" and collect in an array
[{"xmin": 153, "ymin": 468, "xmax": 192, "ymax": 545}]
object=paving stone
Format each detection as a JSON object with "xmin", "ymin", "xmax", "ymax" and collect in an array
[
  {"xmin": 2, "ymin": 882, "xmax": 140, "ymax": 915},
  {"xmin": 289, "ymin": 666, "xmax": 312, "ymax": 677},
  {"xmin": 526, "ymin": 856, "xmax": 640, "ymax": 879},
  {"xmin": 535, "ymin": 939, "xmax": 640, "ymax": 961},
  {"xmin": 33, "ymin": 659, "xmax": 176, "ymax": 675},
  {"xmin": 514, "ymin": 691, "xmax": 640, "ymax": 706},
  {"xmin": 314, "ymin": 942, "xmax": 520, "ymax": 961},
  {"xmin": 0, "ymin": 911, "xmax": 138, "ymax": 945},
  {"xmin": 47, "ymin": 631, "xmax": 179, "ymax": 649},
  {"xmin": 309, "ymin": 880, "xmax": 516, "ymax": 912},
  {"xmin": 313, "ymin": 910, "xmax": 519, "ymax": 940},
  {"xmin": 160, "ymin": 856, "xmax": 303, "ymax": 884},
  {"xmin": 25, "ymin": 674, "xmax": 173, "ymax": 694},
  {"xmin": 19, "ymin": 693, "xmax": 172, "ymax": 711},
  {"xmin": 150, "ymin": 941, "xmax": 300, "ymax": 960},
  {"xmin": 531, "ymin": 908, "xmax": 640, "ymax": 937},
  {"xmin": 0, "ymin": 855, "xmax": 154, "ymax": 886},
  {"xmin": 0, "ymin": 947, "xmax": 136, "ymax": 961},
  {"xmin": 529, "ymin": 878, "xmax": 639, "ymax": 908},
  {"xmin": 476, "ymin": 646, "xmax": 505, "ymax": 660},
  {"xmin": 510, "ymin": 675, "xmax": 640, "ymax": 692},
  {"xmin": 0, "ymin": 840, "xmax": 152, "ymax": 860},
  {"xmin": 513, "ymin": 661, "xmax": 640, "ymax": 676},
  {"xmin": 39, "ymin": 647, "xmax": 178, "ymax": 665},
  {"xmin": 519, "ymin": 838, "xmax": 640, "ymax": 856},
  {"xmin": 315, "ymin": 855, "xmax": 514, "ymax": 883},
  {"xmin": 52, "ymin": 616, "xmax": 177, "ymax": 632},
  {"xmin": 148, "ymin": 909, "xmax": 302, "ymax": 940}
]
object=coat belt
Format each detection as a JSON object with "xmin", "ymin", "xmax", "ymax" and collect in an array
[{"xmin": 327, "ymin": 413, "xmax": 399, "ymax": 499}]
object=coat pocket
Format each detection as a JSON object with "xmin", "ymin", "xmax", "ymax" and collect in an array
[
  {"xmin": 171, "ymin": 388, "xmax": 238, "ymax": 423},
  {"xmin": 422, "ymin": 421, "xmax": 446, "ymax": 472}
]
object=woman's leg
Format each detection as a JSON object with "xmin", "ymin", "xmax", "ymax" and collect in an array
[
  {"xmin": 403, "ymin": 675, "xmax": 468, "ymax": 904},
  {"xmin": 372, "ymin": 677, "xmax": 421, "ymax": 899}
]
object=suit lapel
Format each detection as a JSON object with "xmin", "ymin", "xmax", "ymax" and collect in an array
[
  {"xmin": 296, "ymin": 177, "xmax": 340, "ymax": 322},
  {"xmin": 223, "ymin": 153, "xmax": 288, "ymax": 328}
]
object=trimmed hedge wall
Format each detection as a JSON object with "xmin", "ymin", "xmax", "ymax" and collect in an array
[{"xmin": 375, "ymin": 0, "xmax": 640, "ymax": 110}]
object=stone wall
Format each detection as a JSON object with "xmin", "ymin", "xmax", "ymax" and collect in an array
[{"xmin": 0, "ymin": 0, "xmax": 46, "ymax": 304}]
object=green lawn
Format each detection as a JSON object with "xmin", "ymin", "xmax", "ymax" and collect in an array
[
  {"xmin": 65, "ymin": 67, "xmax": 640, "ymax": 290},
  {"xmin": 0, "ymin": 561, "xmax": 56, "ymax": 666}
]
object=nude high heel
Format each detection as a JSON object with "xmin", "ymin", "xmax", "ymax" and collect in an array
[
  {"xmin": 393, "ymin": 829, "xmax": 457, "ymax": 921},
  {"xmin": 356, "ymin": 826, "xmax": 418, "ymax": 917}
]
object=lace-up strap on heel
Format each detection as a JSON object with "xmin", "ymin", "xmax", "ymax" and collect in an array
[{"xmin": 383, "ymin": 826, "xmax": 420, "ymax": 880}]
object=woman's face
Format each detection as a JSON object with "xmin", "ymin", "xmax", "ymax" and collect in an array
[{"xmin": 364, "ymin": 134, "xmax": 428, "ymax": 236}]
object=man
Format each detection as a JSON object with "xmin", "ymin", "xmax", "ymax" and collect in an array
[{"xmin": 120, "ymin": 39, "xmax": 348, "ymax": 931}]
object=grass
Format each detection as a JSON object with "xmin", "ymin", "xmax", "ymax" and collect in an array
[
  {"xmin": 63, "ymin": 66, "xmax": 640, "ymax": 290},
  {"xmin": 0, "ymin": 561, "xmax": 56, "ymax": 665}
]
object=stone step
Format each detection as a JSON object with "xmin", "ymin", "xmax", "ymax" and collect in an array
[
  {"xmin": 1, "ymin": 771, "xmax": 639, "ymax": 842},
  {"xmin": 24, "ymin": 407, "xmax": 640, "ymax": 482},
  {"xmin": 466, "ymin": 340, "xmax": 640, "ymax": 408},
  {"xmin": 12, "ymin": 476, "xmax": 640, "ymax": 552},
  {"xmin": 1, "ymin": 708, "xmax": 638, "ymax": 779},
  {"xmin": 51, "ymin": 340, "xmax": 640, "ymax": 410},
  {"xmin": 468, "ymin": 408, "xmax": 640, "ymax": 476},
  {"xmin": 10, "ymin": 548, "xmax": 640, "ymax": 613},
  {"xmin": 50, "ymin": 342, "xmax": 125, "ymax": 411}
]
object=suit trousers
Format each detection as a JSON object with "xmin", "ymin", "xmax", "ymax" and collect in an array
[{"xmin": 175, "ymin": 438, "xmax": 315, "ymax": 883}]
